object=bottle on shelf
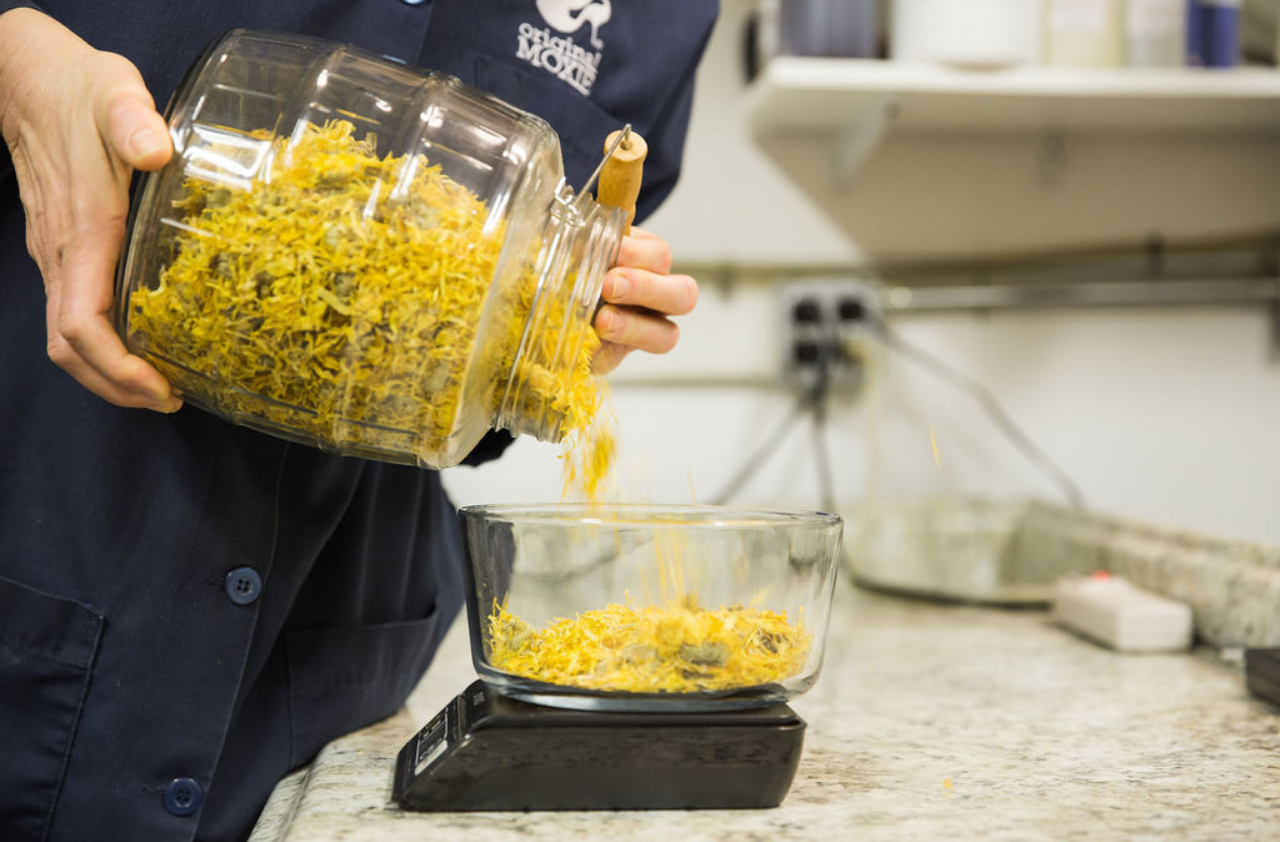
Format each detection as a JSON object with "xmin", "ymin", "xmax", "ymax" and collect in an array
[
  {"xmin": 1190, "ymin": 0, "xmax": 1242, "ymax": 68},
  {"xmin": 1045, "ymin": 0, "xmax": 1125, "ymax": 66},
  {"xmin": 1126, "ymin": 0, "xmax": 1187, "ymax": 66}
]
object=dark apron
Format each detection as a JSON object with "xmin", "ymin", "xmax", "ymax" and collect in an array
[{"xmin": 0, "ymin": 2, "xmax": 716, "ymax": 840}]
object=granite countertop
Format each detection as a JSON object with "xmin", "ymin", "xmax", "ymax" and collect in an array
[{"xmin": 248, "ymin": 580, "xmax": 1279, "ymax": 842}]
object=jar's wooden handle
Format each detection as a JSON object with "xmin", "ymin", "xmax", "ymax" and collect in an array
[{"xmin": 597, "ymin": 129, "xmax": 647, "ymax": 235}]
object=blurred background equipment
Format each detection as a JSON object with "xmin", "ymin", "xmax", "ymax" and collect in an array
[{"xmin": 749, "ymin": 0, "xmax": 1280, "ymax": 68}]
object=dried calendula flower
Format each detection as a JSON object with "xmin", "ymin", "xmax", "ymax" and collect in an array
[
  {"xmin": 128, "ymin": 119, "xmax": 609, "ymax": 472},
  {"xmin": 486, "ymin": 599, "xmax": 811, "ymax": 694}
]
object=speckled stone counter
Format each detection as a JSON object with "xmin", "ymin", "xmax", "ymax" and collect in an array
[{"xmin": 249, "ymin": 582, "xmax": 1279, "ymax": 842}]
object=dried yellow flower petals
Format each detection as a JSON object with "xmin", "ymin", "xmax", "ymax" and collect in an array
[
  {"xmin": 487, "ymin": 600, "xmax": 811, "ymax": 694},
  {"xmin": 127, "ymin": 119, "xmax": 608, "ymax": 472}
]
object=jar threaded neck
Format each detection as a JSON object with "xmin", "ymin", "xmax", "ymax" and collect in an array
[{"xmin": 495, "ymin": 187, "xmax": 624, "ymax": 443}]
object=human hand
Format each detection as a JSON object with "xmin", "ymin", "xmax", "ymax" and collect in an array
[
  {"xmin": 592, "ymin": 227, "xmax": 697, "ymax": 375},
  {"xmin": 0, "ymin": 8, "xmax": 180, "ymax": 411}
]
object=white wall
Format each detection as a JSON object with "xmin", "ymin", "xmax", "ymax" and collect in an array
[
  {"xmin": 443, "ymin": 0, "xmax": 1280, "ymax": 546},
  {"xmin": 443, "ymin": 294, "xmax": 1280, "ymax": 544}
]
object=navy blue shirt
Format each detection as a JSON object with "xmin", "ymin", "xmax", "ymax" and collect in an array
[{"xmin": 0, "ymin": 3, "xmax": 716, "ymax": 841}]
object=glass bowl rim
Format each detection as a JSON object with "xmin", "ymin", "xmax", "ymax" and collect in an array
[{"xmin": 458, "ymin": 502, "xmax": 842, "ymax": 529}]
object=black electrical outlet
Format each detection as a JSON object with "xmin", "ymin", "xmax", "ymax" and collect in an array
[
  {"xmin": 777, "ymin": 279, "xmax": 880, "ymax": 394},
  {"xmin": 838, "ymin": 297, "xmax": 866, "ymax": 323}
]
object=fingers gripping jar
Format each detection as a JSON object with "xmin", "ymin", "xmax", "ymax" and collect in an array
[{"xmin": 116, "ymin": 30, "xmax": 624, "ymax": 469}]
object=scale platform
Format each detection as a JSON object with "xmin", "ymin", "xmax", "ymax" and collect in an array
[{"xmin": 393, "ymin": 680, "xmax": 806, "ymax": 811}]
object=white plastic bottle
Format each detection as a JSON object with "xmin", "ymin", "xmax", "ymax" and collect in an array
[
  {"xmin": 1046, "ymin": 0, "xmax": 1125, "ymax": 66},
  {"xmin": 1126, "ymin": 0, "xmax": 1187, "ymax": 66}
]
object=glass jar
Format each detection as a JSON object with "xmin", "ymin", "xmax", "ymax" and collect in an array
[{"xmin": 115, "ymin": 29, "xmax": 624, "ymax": 468}]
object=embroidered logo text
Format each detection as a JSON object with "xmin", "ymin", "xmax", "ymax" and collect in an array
[{"xmin": 515, "ymin": 1, "xmax": 610, "ymax": 96}]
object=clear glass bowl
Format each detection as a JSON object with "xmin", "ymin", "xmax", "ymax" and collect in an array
[{"xmin": 458, "ymin": 504, "xmax": 843, "ymax": 711}]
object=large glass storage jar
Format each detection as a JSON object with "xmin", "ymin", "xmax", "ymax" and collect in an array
[{"xmin": 115, "ymin": 30, "xmax": 624, "ymax": 468}]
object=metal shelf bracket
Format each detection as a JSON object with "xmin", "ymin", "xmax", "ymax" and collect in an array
[{"xmin": 832, "ymin": 93, "xmax": 899, "ymax": 188}]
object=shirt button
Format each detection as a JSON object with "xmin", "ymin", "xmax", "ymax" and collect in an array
[
  {"xmin": 224, "ymin": 567, "xmax": 263, "ymax": 605},
  {"xmin": 163, "ymin": 777, "xmax": 204, "ymax": 817}
]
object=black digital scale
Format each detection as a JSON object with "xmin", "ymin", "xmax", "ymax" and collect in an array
[{"xmin": 393, "ymin": 679, "xmax": 806, "ymax": 811}]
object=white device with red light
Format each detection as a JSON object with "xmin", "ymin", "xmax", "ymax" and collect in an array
[{"xmin": 1051, "ymin": 572, "xmax": 1193, "ymax": 653}]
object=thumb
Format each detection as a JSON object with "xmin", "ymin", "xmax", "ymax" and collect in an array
[{"xmin": 95, "ymin": 65, "xmax": 171, "ymax": 172}]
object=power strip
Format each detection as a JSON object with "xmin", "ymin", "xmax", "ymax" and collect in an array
[{"xmin": 1051, "ymin": 573, "xmax": 1193, "ymax": 653}]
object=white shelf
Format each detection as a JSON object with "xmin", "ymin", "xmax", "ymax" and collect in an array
[{"xmin": 746, "ymin": 57, "xmax": 1280, "ymax": 138}]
